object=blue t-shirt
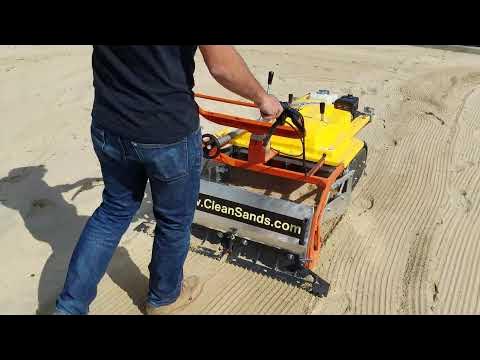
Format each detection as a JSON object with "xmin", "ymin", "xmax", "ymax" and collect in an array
[{"xmin": 91, "ymin": 45, "xmax": 199, "ymax": 144}]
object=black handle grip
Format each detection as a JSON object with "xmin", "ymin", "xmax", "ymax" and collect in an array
[
  {"xmin": 320, "ymin": 102, "xmax": 326, "ymax": 114},
  {"xmin": 268, "ymin": 71, "xmax": 274, "ymax": 86},
  {"xmin": 262, "ymin": 103, "xmax": 305, "ymax": 146}
]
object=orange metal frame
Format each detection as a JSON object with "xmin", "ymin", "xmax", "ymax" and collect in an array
[{"xmin": 195, "ymin": 93, "xmax": 345, "ymax": 269}]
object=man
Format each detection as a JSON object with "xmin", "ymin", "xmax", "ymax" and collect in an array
[{"xmin": 54, "ymin": 46, "xmax": 283, "ymax": 315}]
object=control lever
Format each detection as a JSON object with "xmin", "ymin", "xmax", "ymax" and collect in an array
[
  {"xmin": 257, "ymin": 71, "xmax": 275, "ymax": 122},
  {"xmin": 267, "ymin": 71, "xmax": 274, "ymax": 94},
  {"xmin": 320, "ymin": 102, "xmax": 326, "ymax": 122}
]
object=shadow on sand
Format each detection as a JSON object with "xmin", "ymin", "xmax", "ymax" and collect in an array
[{"xmin": 0, "ymin": 165, "xmax": 150, "ymax": 314}]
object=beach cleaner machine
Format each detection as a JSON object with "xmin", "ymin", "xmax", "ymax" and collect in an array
[{"xmin": 192, "ymin": 72, "xmax": 374, "ymax": 296}]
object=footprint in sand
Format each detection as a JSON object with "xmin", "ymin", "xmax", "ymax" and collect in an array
[
  {"xmin": 448, "ymin": 189, "xmax": 473, "ymax": 214},
  {"xmin": 459, "ymin": 190, "xmax": 472, "ymax": 213},
  {"xmin": 358, "ymin": 196, "xmax": 375, "ymax": 216}
]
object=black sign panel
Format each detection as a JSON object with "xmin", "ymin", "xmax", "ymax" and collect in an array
[{"xmin": 196, "ymin": 193, "xmax": 308, "ymax": 241}]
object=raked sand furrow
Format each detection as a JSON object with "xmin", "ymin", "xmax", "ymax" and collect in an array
[
  {"xmin": 378, "ymin": 71, "xmax": 480, "ymax": 316},
  {"xmin": 409, "ymin": 152, "xmax": 451, "ymax": 314},
  {"xmin": 459, "ymin": 213, "xmax": 480, "ymax": 312},
  {"xmin": 325, "ymin": 110, "xmax": 413, "ymax": 313},
  {"xmin": 370, "ymin": 73, "xmax": 476, "ymax": 314},
  {"xmin": 239, "ymin": 274, "xmax": 279, "ymax": 314},
  {"xmin": 441, "ymin": 173, "xmax": 480, "ymax": 312},
  {"xmin": 353, "ymin": 96, "xmax": 426, "ymax": 313},
  {"xmin": 460, "ymin": 119, "xmax": 480, "ymax": 313},
  {"xmin": 379, "ymin": 133, "xmax": 442, "ymax": 313},
  {"xmin": 448, "ymin": 176, "xmax": 480, "ymax": 312},
  {"xmin": 323, "ymin": 223, "xmax": 367, "ymax": 312},
  {"xmin": 272, "ymin": 285, "xmax": 299, "ymax": 314},
  {"xmin": 230, "ymin": 272, "xmax": 272, "ymax": 314},
  {"xmin": 344, "ymin": 228, "xmax": 371, "ymax": 311},
  {"xmin": 357, "ymin": 118, "xmax": 437, "ymax": 313},
  {"xmin": 255, "ymin": 277, "xmax": 289, "ymax": 315},
  {"xmin": 202, "ymin": 266, "xmax": 252, "ymax": 314},
  {"xmin": 379, "ymin": 116, "xmax": 441, "ymax": 313},
  {"xmin": 431, "ymin": 92, "xmax": 476, "ymax": 265},
  {"xmin": 223, "ymin": 271, "xmax": 266, "ymax": 313},
  {"xmin": 330, "ymin": 225, "xmax": 363, "ymax": 301},
  {"xmin": 469, "ymin": 201, "xmax": 480, "ymax": 313},
  {"xmin": 439, "ymin": 192, "xmax": 480, "ymax": 313},
  {"xmin": 436, "ymin": 203, "xmax": 468, "ymax": 311},
  {"xmin": 422, "ymin": 88, "xmax": 480, "ymax": 313},
  {"xmin": 318, "ymin": 78, "xmax": 414, "ymax": 292},
  {"xmin": 214, "ymin": 271, "xmax": 266, "ymax": 315},
  {"xmin": 392, "ymin": 111, "xmax": 451, "ymax": 314},
  {"xmin": 433, "ymin": 89, "xmax": 480, "ymax": 313},
  {"xmin": 319, "ymin": 67, "xmax": 478, "ymax": 314}
]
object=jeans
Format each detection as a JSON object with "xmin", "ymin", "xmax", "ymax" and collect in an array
[{"xmin": 55, "ymin": 124, "xmax": 202, "ymax": 315}]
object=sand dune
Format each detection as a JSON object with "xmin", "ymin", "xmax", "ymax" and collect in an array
[{"xmin": 0, "ymin": 45, "xmax": 479, "ymax": 314}]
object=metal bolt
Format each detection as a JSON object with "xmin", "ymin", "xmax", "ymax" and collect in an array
[
  {"xmin": 326, "ymin": 207, "xmax": 331, "ymax": 212},
  {"xmin": 286, "ymin": 254, "xmax": 294, "ymax": 261},
  {"xmin": 242, "ymin": 239, "xmax": 248, "ymax": 246},
  {"xmin": 304, "ymin": 275, "xmax": 315, "ymax": 283}
]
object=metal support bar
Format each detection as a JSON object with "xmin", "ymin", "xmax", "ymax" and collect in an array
[{"xmin": 307, "ymin": 155, "xmax": 326, "ymax": 177}]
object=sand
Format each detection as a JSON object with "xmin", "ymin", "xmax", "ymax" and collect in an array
[{"xmin": 1, "ymin": 45, "xmax": 479, "ymax": 314}]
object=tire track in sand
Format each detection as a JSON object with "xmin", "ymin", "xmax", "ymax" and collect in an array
[
  {"xmin": 374, "ymin": 73, "xmax": 478, "ymax": 314},
  {"xmin": 335, "ymin": 75, "xmax": 448, "ymax": 314}
]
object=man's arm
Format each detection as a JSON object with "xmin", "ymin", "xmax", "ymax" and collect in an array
[
  {"xmin": 54, "ymin": 178, "xmax": 103, "ymax": 198},
  {"xmin": 199, "ymin": 45, "xmax": 283, "ymax": 121}
]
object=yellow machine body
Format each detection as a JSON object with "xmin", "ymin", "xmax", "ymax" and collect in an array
[{"xmin": 216, "ymin": 93, "xmax": 370, "ymax": 167}]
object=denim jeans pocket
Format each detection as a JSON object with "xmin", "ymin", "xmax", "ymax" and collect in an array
[
  {"xmin": 134, "ymin": 138, "xmax": 188, "ymax": 182},
  {"xmin": 91, "ymin": 125, "xmax": 106, "ymax": 152}
]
